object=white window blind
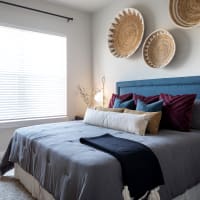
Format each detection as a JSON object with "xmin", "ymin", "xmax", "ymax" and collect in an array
[{"xmin": 0, "ymin": 26, "xmax": 67, "ymax": 121}]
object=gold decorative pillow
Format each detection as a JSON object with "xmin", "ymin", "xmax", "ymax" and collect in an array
[
  {"xmin": 124, "ymin": 109, "xmax": 162, "ymax": 135},
  {"xmin": 95, "ymin": 107, "xmax": 124, "ymax": 113}
]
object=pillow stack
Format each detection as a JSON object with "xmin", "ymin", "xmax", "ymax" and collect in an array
[
  {"xmin": 107, "ymin": 93, "xmax": 163, "ymax": 135},
  {"xmin": 107, "ymin": 92, "xmax": 197, "ymax": 133}
]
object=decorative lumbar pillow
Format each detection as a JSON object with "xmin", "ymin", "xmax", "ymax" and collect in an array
[
  {"xmin": 84, "ymin": 108, "xmax": 108, "ymax": 127},
  {"xmin": 84, "ymin": 108, "xmax": 150, "ymax": 135},
  {"xmin": 136, "ymin": 99, "xmax": 163, "ymax": 112},
  {"xmin": 113, "ymin": 98, "xmax": 135, "ymax": 110},
  {"xmin": 133, "ymin": 94, "xmax": 159, "ymax": 106},
  {"xmin": 124, "ymin": 109, "xmax": 162, "ymax": 135},
  {"xmin": 191, "ymin": 99, "xmax": 200, "ymax": 130},
  {"xmin": 95, "ymin": 107, "xmax": 124, "ymax": 113},
  {"xmin": 108, "ymin": 93, "xmax": 132, "ymax": 108},
  {"xmin": 160, "ymin": 93, "xmax": 196, "ymax": 131}
]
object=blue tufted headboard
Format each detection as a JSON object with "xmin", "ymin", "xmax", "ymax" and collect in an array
[{"xmin": 116, "ymin": 76, "xmax": 200, "ymax": 99}]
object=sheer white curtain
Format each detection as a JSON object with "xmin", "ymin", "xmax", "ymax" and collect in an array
[{"xmin": 0, "ymin": 25, "xmax": 67, "ymax": 121}]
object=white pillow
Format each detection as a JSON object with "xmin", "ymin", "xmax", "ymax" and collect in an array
[
  {"xmin": 83, "ymin": 108, "xmax": 108, "ymax": 127},
  {"xmin": 84, "ymin": 108, "xmax": 150, "ymax": 135}
]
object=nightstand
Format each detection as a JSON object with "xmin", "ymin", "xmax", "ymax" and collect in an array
[{"xmin": 74, "ymin": 116, "xmax": 83, "ymax": 120}]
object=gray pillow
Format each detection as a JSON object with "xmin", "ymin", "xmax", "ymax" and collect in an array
[{"xmin": 191, "ymin": 99, "xmax": 200, "ymax": 129}]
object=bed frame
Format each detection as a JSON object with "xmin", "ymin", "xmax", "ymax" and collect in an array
[
  {"xmin": 116, "ymin": 76, "xmax": 200, "ymax": 98},
  {"xmin": 15, "ymin": 75, "xmax": 200, "ymax": 200}
]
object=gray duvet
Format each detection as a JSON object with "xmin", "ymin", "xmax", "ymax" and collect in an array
[{"xmin": 6, "ymin": 121, "xmax": 200, "ymax": 200}]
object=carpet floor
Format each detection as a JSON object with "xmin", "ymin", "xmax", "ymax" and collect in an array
[{"xmin": 0, "ymin": 171, "xmax": 34, "ymax": 200}]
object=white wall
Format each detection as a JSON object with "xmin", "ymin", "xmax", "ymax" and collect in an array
[
  {"xmin": 92, "ymin": 0, "xmax": 200, "ymax": 105},
  {"xmin": 0, "ymin": 0, "xmax": 92, "ymax": 153}
]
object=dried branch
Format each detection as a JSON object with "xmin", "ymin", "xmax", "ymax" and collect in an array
[{"xmin": 78, "ymin": 85, "xmax": 94, "ymax": 106}]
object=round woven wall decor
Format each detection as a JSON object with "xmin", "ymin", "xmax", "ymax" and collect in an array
[
  {"xmin": 108, "ymin": 8, "xmax": 144, "ymax": 58},
  {"xmin": 170, "ymin": 0, "xmax": 200, "ymax": 28},
  {"xmin": 143, "ymin": 29, "xmax": 176, "ymax": 68}
]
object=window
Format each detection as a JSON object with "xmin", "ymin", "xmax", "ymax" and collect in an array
[{"xmin": 0, "ymin": 25, "xmax": 67, "ymax": 121}]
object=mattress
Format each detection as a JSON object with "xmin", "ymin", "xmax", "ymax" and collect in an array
[{"xmin": 4, "ymin": 120, "xmax": 200, "ymax": 200}]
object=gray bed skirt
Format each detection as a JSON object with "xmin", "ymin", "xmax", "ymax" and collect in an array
[{"xmin": 15, "ymin": 164, "xmax": 200, "ymax": 200}]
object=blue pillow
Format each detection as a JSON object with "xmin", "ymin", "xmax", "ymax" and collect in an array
[
  {"xmin": 136, "ymin": 99, "xmax": 163, "ymax": 112},
  {"xmin": 113, "ymin": 98, "xmax": 135, "ymax": 109}
]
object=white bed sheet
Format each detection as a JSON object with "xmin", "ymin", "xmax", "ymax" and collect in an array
[{"xmin": 14, "ymin": 164, "xmax": 200, "ymax": 200}]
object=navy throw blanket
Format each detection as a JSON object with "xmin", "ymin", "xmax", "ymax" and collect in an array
[{"xmin": 80, "ymin": 134, "xmax": 164, "ymax": 200}]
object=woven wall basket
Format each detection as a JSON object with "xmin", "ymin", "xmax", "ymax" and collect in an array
[
  {"xmin": 108, "ymin": 8, "xmax": 144, "ymax": 58},
  {"xmin": 170, "ymin": 0, "xmax": 200, "ymax": 28},
  {"xmin": 143, "ymin": 29, "xmax": 176, "ymax": 68}
]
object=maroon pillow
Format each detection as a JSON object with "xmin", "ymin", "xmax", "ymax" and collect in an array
[
  {"xmin": 159, "ymin": 93, "xmax": 196, "ymax": 131},
  {"xmin": 133, "ymin": 94, "xmax": 159, "ymax": 106},
  {"xmin": 108, "ymin": 93, "xmax": 133, "ymax": 108}
]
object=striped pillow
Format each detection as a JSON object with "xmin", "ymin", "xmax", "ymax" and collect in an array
[{"xmin": 160, "ymin": 93, "xmax": 196, "ymax": 131}]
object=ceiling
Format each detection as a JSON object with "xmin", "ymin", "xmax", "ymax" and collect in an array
[{"xmin": 44, "ymin": 0, "xmax": 113, "ymax": 12}]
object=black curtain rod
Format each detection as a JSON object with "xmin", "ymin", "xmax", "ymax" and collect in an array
[{"xmin": 0, "ymin": 1, "xmax": 73, "ymax": 22}]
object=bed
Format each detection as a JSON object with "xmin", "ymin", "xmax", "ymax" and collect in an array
[{"xmin": 2, "ymin": 75, "xmax": 200, "ymax": 200}]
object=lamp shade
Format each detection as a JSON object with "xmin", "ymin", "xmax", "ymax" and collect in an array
[{"xmin": 94, "ymin": 91, "xmax": 103, "ymax": 103}]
